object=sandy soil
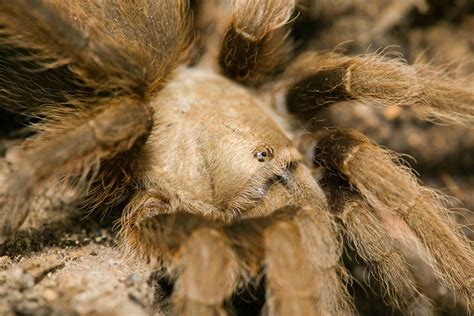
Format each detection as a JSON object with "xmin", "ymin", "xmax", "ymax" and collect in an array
[{"xmin": 0, "ymin": 206, "xmax": 163, "ymax": 316}]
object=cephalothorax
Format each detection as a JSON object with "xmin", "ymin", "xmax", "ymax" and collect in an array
[{"xmin": 0, "ymin": 0, "xmax": 473, "ymax": 315}]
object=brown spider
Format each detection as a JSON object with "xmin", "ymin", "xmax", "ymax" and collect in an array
[{"xmin": 0, "ymin": 0, "xmax": 473, "ymax": 315}]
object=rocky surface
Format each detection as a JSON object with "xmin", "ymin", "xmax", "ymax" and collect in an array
[{"xmin": 0, "ymin": 207, "xmax": 162, "ymax": 316}]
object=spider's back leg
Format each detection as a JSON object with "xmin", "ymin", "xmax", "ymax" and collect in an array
[
  {"xmin": 326, "ymin": 177, "xmax": 434, "ymax": 314},
  {"xmin": 0, "ymin": 0, "xmax": 190, "ymax": 239},
  {"xmin": 314, "ymin": 128, "xmax": 474, "ymax": 310},
  {"xmin": 0, "ymin": 0, "xmax": 190, "ymax": 103}
]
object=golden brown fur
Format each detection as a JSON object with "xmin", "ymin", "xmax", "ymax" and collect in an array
[
  {"xmin": 218, "ymin": 0, "xmax": 295, "ymax": 85},
  {"xmin": 0, "ymin": 1, "xmax": 473, "ymax": 315},
  {"xmin": 284, "ymin": 52, "xmax": 474, "ymax": 126}
]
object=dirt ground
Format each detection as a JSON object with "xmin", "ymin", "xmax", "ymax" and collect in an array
[
  {"xmin": 1, "ymin": 1, "xmax": 474, "ymax": 315},
  {"xmin": 0, "ymin": 205, "xmax": 164, "ymax": 316}
]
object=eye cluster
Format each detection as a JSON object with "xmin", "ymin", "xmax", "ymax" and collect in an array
[{"xmin": 253, "ymin": 145, "xmax": 274, "ymax": 162}]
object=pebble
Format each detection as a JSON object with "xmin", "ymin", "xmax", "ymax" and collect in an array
[
  {"xmin": 42, "ymin": 289, "xmax": 59, "ymax": 301},
  {"xmin": 124, "ymin": 273, "xmax": 141, "ymax": 286}
]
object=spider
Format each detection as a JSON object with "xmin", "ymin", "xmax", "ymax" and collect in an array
[{"xmin": 0, "ymin": 0, "xmax": 473, "ymax": 315}]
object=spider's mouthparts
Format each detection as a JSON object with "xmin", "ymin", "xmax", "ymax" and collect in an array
[{"xmin": 275, "ymin": 161, "xmax": 297, "ymax": 185}]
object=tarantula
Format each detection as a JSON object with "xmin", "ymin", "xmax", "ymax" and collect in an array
[{"xmin": 0, "ymin": 0, "xmax": 473, "ymax": 315}]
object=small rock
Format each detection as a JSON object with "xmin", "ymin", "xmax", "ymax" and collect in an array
[
  {"xmin": 42, "ymin": 288, "xmax": 58, "ymax": 301},
  {"xmin": 128, "ymin": 290, "xmax": 144, "ymax": 305},
  {"xmin": 124, "ymin": 273, "xmax": 141, "ymax": 286},
  {"xmin": 20, "ymin": 273, "xmax": 35, "ymax": 291}
]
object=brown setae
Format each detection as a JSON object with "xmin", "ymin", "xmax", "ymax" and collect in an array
[{"xmin": 0, "ymin": 0, "xmax": 473, "ymax": 315}]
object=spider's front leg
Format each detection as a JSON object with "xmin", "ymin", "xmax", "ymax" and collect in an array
[
  {"xmin": 0, "ymin": 98, "xmax": 153, "ymax": 240},
  {"xmin": 218, "ymin": 0, "xmax": 295, "ymax": 85},
  {"xmin": 121, "ymin": 190, "xmax": 352, "ymax": 316},
  {"xmin": 0, "ymin": 0, "xmax": 189, "ymax": 240},
  {"xmin": 227, "ymin": 205, "xmax": 352, "ymax": 316},
  {"xmin": 314, "ymin": 128, "xmax": 474, "ymax": 311},
  {"xmin": 120, "ymin": 190, "xmax": 240, "ymax": 316},
  {"xmin": 284, "ymin": 52, "xmax": 474, "ymax": 126}
]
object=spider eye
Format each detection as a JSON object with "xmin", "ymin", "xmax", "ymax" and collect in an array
[
  {"xmin": 254, "ymin": 145, "xmax": 274, "ymax": 162},
  {"xmin": 256, "ymin": 152, "xmax": 266, "ymax": 162}
]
